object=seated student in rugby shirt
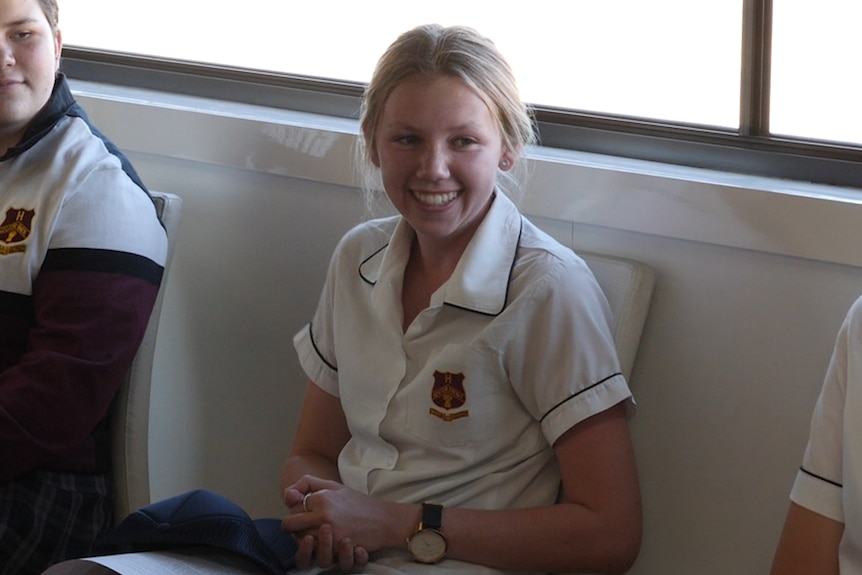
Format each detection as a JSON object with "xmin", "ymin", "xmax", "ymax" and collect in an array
[{"xmin": 0, "ymin": 1, "xmax": 168, "ymax": 574}]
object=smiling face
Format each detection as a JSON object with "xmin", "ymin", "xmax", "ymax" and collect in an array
[
  {"xmin": 371, "ymin": 74, "xmax": 514, "ymax": 253},
  {"xmin": 0, "ymin": 0, "xmax": 60, "ymax": 153}
]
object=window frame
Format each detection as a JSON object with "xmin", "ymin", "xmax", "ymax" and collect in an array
[{"xmin": 59, "ymin": 0, "xmax": 862, "ymax": 189}]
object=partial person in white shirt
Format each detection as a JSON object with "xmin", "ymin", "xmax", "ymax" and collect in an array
[{"xmin": 771, "ymin": 294, "xmax": 862, "ymax": 575}]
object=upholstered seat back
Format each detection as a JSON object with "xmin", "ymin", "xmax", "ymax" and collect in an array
[
  {"xmin": 111, "ymin": 191, "xmax": 183, "ymax": 523},
  {"xmin": 581, "ymin": 251, "xmax": 655, "ymax": 382}
]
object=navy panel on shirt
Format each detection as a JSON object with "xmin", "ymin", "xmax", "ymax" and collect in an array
[{"xmin": 41, "ymin": 248, "xmax": 164, "ymax": 287}]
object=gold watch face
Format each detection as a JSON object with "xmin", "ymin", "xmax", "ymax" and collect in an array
[{"xmin": 408, "ymin": 528, "xmax": 447, "ymax": 564}]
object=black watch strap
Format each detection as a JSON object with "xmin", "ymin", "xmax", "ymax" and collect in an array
[{"xmin": 421, "ymin": 502, "xmax": 443, "ymax": 530}]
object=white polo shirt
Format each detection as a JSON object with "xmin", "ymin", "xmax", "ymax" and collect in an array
[
  {"xmin": 791, "ymin": 294, "xmax": 862, "ymax": 573},
  {"xmin": 294, "ymin": 192, "xmax": 632, "ymax": 514}
]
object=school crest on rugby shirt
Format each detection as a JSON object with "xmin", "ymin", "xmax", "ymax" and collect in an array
[
  {"xmin": 429, "ymin": 370, "xmax": 470, "ymax": 422},
  {"xmin": 0, "ymin": 207, "xmax": 34, "ymax": 255}
]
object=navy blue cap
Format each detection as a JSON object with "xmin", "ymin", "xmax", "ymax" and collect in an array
[{"xmin": 96, "ymin": 489, "xmax": 296, "ymax": 575}]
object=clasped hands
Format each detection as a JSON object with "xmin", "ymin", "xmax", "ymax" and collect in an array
[{"xmin": 282, "ymin": 476, "xmax": 381, "ymax": 571}]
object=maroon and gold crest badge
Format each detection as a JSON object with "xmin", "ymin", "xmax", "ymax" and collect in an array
[
  {"xmin": 0, "ymin": 207, "xmax": 35, "ymax": 255},
  {"xmin": 429, "ymin": 370, "xmax": 469, "ymax": 422}
]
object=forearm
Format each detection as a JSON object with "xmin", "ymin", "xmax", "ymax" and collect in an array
[
  {"xmin": 436, "ymin": 406, "xmax": 640, "ymax": 573},
  {"xmin": 0, "ymin": 269, "xmax": 159, "ymax": 481},
  {"xmin": 326, "ymin": 498, "xmax": 640, "ymax": 573},
  {"xmin": 281, "ymin": 480, "xmax": 636, "ymax": 574},
  {"xmin": 432, "ymin": 502, "xmax": 640, "ymax": 575}
]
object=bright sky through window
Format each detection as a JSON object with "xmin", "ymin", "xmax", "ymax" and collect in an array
[{"xmin": 60, "ymin": 1, "xmax": 860, "ymax": 145}]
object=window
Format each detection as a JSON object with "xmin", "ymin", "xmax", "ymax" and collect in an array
[
  {"xmin": 59, "ymin": 0, "xmax": 862, "ymax": 187},
  {"xmin": 61, "ymin": 1, "xmax": 742, "ymax": 128},
  {"xmin": 771, "ymin": 1, "xmax": 862, "ymax": 145}
]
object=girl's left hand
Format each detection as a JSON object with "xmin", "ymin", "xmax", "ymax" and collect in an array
[{"xmin": 282, "ymin": 475, "xmax": 398, "ymax": 569}]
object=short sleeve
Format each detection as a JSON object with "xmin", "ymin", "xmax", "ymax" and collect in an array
[
  {"xmin": 293, "ymin": 250, "xmax": 341, "ymax": 397},
  {"xmin": 789, "ymin": 299, "xmax": 859, "ymax": 523},
  {"xmin": 505, "ymin": 253, "xmax": 633, "ymax": 446}
]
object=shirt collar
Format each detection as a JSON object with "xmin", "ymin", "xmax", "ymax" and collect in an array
[{"xmin": 359, "ymin": 191, "xmax": 523, "ymax": 316}]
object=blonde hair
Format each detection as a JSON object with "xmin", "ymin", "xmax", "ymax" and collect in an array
[{"xmin": 357, "ymin": 24, "xmax": 535, "ymax": 211}]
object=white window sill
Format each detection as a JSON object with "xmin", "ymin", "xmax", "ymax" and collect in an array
[{"xmin": 72, "ymin": 80, "xmax": 862, "ymax": 269}]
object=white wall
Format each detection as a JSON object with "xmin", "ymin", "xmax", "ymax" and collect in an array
[{"xmin": 74, "ymin": 82, "xmax": 862, "ymax": 574}]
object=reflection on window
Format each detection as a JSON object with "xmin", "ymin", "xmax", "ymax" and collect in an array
[
  {"xmin": 61, "ymin": 1, "xmax": 742, "ymax": 129},
  {"xmin": 771, "ymin": 1, "xmax": 861, "ymax": 145}
]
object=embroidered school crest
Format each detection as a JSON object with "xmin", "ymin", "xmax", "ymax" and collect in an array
[
  {"xmin": 0, "ymin": 207, "xmax": 35, "ymax": 255},
  {"xmin": 429, "ymin": 370, "xmax": 469, "ymax": 422}
]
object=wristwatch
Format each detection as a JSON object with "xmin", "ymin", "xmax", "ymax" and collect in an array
[{"xmin": 407, "ymin": 502, "xmax": 447, "ymax": 564}]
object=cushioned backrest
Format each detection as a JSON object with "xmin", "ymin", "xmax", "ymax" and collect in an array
[
  {"xmin": 111, "ymin": 191, "xmax": 182, "ymax": 523},
  {"xmin": 580, "ymin": 252, "xmax": 655, "ymax": 383}
]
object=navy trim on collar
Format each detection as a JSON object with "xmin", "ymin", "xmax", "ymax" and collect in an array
[
  {"xmin": 359, "ymin": 243, "xmax": 388, "ymax": 286},
  {"xmin": 357, "ymin": 212, "xmax": 525, "ymax": 318},
  {"xmin": 441, "ymin": 216, "xmax": 522, "ymax": 318}
]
